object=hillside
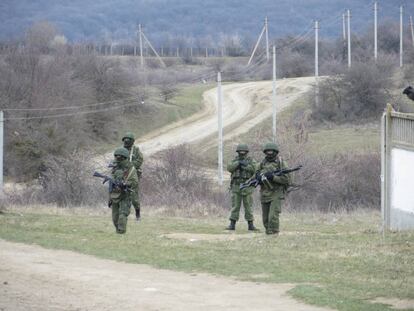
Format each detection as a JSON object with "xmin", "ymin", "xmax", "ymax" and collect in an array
[{"xmin": 2, "ymin": 0, "xmax": 413, "ymax": 43}]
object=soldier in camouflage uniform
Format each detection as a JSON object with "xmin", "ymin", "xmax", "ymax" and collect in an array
[
  {"xmin": 257, "ymin": 142, "xmax": 290, "ymax": 235},
  {"xmin": 122, "ymin": 132, "xmax": 144, "ymax": 221},
  {"xmin": 226, "ymin": 144, "xmax": 258, "ymax": 231},
  {"xmin": 109, "ymin": 147, "xmax": 139, "ymax": 234}
]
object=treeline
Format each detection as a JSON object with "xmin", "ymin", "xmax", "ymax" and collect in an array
[{"xmin": 1, "ymin": 0, "xmax": 413, "ymax": 42}]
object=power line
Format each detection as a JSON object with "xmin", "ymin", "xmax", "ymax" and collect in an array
[
  {"xmin": 1, "ymin": 96, "xmax": 138, "ymax": 111},
  {"xmin": 4, "ymin": 100, "xmax": 142, "ymax": 121}
]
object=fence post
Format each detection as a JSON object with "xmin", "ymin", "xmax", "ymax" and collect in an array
[{"xmin": 384, "ymin": 104, "xmax": 393, "ymax": 231}]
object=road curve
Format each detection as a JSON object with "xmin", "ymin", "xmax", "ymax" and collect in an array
[{"xmin": 137, "ymin": 76, "xmax": 315, "ymax": 157}]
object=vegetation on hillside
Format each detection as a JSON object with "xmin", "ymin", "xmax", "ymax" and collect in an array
[
  {"xmin": 1, "ymin": 0, "xmax": 413, "ymax": 44},
  {"xmin": 2, "ymin": 17, "xmax": 414, "ymax": 210}
]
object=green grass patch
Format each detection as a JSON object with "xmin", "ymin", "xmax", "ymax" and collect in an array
[
  {"xmin": 307, "ymin": 126, "xmax": 380, "ymax": 155},
  {"xmin": 0, "ymin": 209, "xmax": 413, "ymax": 311}
]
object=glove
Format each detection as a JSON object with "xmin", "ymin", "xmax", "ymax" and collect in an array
[
  {"xmin": 239, "ymin": 160, "xmax": 248, "ymax": 167},
  {"xmin": 108, "ymin": 200, "xmax": 113, "ymax": 208},
  {"xmin": 114, "ymin": 182, "xmax": 128, "ymax": 192},
  {"xmin": 264, "ymin": 171, "xmax": 274, "ymax": 181}
]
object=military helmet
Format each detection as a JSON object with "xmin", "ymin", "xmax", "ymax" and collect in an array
[
  {"xmin": 236, "ymin": 143, "xmax": 249, "ymax": 152},
  {"xmin": 122, "ymin": 132, "xmax": 135, "ymax": 141},
  {"xmin": 114, "ymin": 147, "xmax": 130, "ymax": 158},
  {"xmin": 263, "ymin": 142, "xmax": 279, "ymax": 153}
]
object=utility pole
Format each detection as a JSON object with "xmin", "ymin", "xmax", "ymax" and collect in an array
[
  {"xmin": 0, "ymin": 111, "xmax": 3, "ymax": 195},
  {"xmin": 247, "ymin": 18, "xmax": 267, "ymax": 66},
  {"xmin": 138, "ymin": 24, "xmax": 144, "ymax": 68},
  {"xmin": 315, "ymin": 20, "xmax": 319, "ymax": 107},
  {"xmin": 342, "ymin": 13, "xmax": 346, "ymax": 41},
  {"xmin": 217, "ymin": 72, "xmax": 223, "ymax": 186},
  {"xmin": 141, "ymin": 31, "xmax": 166, "ymax": 67},
  {"xmin": 206, "ymin": 47, "xmax": 208, "ymax": 58},
  {"xmin": 272, "ymin": 46, "xmax": 277, "ymax": 142},
  {"xmin": 347, "ymin": 9, "xmax": 352, "ymax": 68},
  {"xmin": 265, "ymin": 17, "xmax": 270, "ymax": 61},
  {"xmin": 374, "ymin": 1, "xmax": 378, "ymax": 61},
  {"xmin": 400, "ymin": 6, "xmax": 404, "ymax": 68},
  {"xmin": 410, "ymin": 16, "xmax": 414, "ymax": 48},
  {"xmin": 342, "ymin": 13, "xmax": 347, "ymax": 62}
]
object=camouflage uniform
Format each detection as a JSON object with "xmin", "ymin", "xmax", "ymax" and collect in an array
[
  {"xmin": 226, "ymin": 144, "xmax": 258, "ymax": 231},
  {"xmin": 122, "ymin": 132, "xmax": 144, "ymax": 220},
  {"xmin": 258, "ymin": 142, "xmax": 290, "ymax": 235},
  {"xmin": 110, "ymin": 147, "xmax": 139, "ymax": 234}
]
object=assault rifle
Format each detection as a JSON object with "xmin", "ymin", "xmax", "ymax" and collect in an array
[
  {"xmin": 93, "ymin": 172, "xmax": 131, "ymax": 193},
  {"xmin": 239, "ymin": 165, "xmax": 302, "ymax": 190}
]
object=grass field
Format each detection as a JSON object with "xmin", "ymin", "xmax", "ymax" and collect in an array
[
  {"xmin": 307, "ymin": 125, "xmax": 379, "ymax": 154},
  {"xmin": 0, "ymin": 208, "xmax": 413, "ymax": 311}
]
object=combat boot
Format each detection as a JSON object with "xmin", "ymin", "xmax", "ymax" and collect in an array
[
  {"xmin": 248, "ymin": 221, "xmax": 258, "ymax": 231},
  {"xmin": 135, "ymin": 208, "xmax": 141, "ymax": 221},
  {"xmin": 226, "ymin": 219, "xmax": 236, "ymax": 230}
]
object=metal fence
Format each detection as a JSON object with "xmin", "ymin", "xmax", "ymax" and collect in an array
[{"xmin": 382, "ymin": 105, "xmax": 414, "ymax": 231}]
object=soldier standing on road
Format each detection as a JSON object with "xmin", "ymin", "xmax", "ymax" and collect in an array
[
  {"xmin": 258, "ymin": 142, "xmax": 290, "ymax": 235},
  {"xmin": 122, "ymin": 132, "xmax": 144, "ymax": 221},
  {"xmin": 226, "ymin": 144, "xmax": 258, "ymax": 231},
  {"xmin": 109, "ymin": 147, "xmax": 139, "ymax": 234}
]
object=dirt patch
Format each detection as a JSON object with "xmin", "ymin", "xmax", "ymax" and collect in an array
[
  {"xmin": 163, "ymin": 230, "xmax": 361, "ymax": 243},
  {"xmin": 0, "ymin": 239, "xmax": 335, "ymax": 311},
  {"xmin": 371, "ymin": 298, "xmax": 414, "ymax": 310},
  {"xmin": 163, "ymin": 232, "xmax": 259, "ymax": 242}
]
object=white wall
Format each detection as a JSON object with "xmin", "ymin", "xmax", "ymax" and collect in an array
[{"xmin": 390, "ymin": 148, "xmax": 414, "ymax": 229}]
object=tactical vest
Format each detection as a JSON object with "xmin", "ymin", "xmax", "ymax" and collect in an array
[
  {"xmin": 231, "ymin": 157, "xmax": 253, "ymax": 181},
  {"xmin": 110, "ymin": 164, "xmax": 136, "ymax": 200},
  {"xmin": 259, "ymin": 156, "xmax": 281, "ymax": 172}
]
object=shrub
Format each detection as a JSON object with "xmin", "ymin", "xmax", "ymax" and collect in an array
[
  {"xmin": 312, "ymin": 60, "xmax": 394, "ymax": 123},
  {"xmin": 246, "ymin": 118, "xmax": 381, "ymax": 211},
  {"xmin": 38, "ymin": 152, "xmax": 108, "ymax": 207},
  {"xmin": 140, "ymin": 145, "xmax": 228, "ymax": 216}
]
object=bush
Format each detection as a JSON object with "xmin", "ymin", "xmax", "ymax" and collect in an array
[
  {"xmin": 312, "ymin": 60, "xmax": 394, "ymax": 123},
  {"xmin": 287, "ymin": 152, "xmax": 380, "ymax": 211},
  {"xmin": 140, "ymin": 145, "xmax": 228, "ymax": 216},
  {"xmin": 38, "ymin": 152, "xmax": 108, "ymax": 207},
  {"xmin": 246, "ymin": 118, "xmax": 380, "ymax": 211}
]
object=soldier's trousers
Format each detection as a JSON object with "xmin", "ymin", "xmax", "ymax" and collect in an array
[
  {"xmin": 112, "ymin": 198, "xmax": 131, "ymax": 233},
  {"xmin": 131, "ymin": 184, "xmax": 140, "ymax": 212},
  {"xmin": 230, "ymin": 191, "xmax": 254, "ymax": 222},
  {"xmin": 261, "ymin": 199, "xmax": 281, "ymax": 234}
]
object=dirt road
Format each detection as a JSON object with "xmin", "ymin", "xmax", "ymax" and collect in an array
[
  {"xmin": 0, "ymin": 239, "xmax": 333, "ymax": 311},
  {"xmin": 135, "ymin": 76, "xmax": 314, "ymax": 157}
]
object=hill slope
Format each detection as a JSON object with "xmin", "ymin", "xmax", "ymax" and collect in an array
[{"xmin": 2, "ymin": 0, "xmax": 413, "ymax": 42}]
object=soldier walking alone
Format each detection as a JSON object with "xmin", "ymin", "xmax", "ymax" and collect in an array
[
  {"xmin": 122, "ymin": 132, "xmax": 144, "ymax": 221},
  {"xmin": 226, "ymin": 144, "xmax": 258, "ymax": 231}
]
